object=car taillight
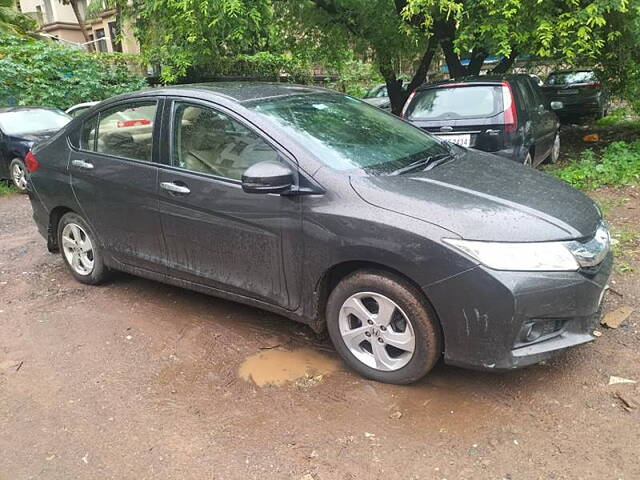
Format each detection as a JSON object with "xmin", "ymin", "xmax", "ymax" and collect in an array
[
  {"xmin": 501, "ymin": 82, "xmax": 517, "ymax": 133},
  {"xmin": 25, "ymin": 151, "xmax": 40, "ymax": 172},
  {"xmin": 400, "ymin": 90, "xmax": 417, "ymax": 119},
  {"xmin": 583, "ymin": 82, "xmax": 601, "ymax": 88}
]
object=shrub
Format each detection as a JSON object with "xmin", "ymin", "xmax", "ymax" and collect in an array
[
  {"xmin": 0, "ymin": 34, "xmax": 147, "ymax": 110},
  {"xmin": 550, "ymin": 141, "xmax": 640, "ymax": 190}
]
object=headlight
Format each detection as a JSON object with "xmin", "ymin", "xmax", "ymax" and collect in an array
[
  {"xmin": 565, "ymin": 223, "xmax": 610, "ymax": 268},
  {"xmin": 443, "ymin": 239, "xmax": 580, "ymax": 271}
]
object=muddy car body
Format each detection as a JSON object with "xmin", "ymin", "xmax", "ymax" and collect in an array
[{"xmin": 26, "ymin": 83, "xmax": 611, "ymax": 383}]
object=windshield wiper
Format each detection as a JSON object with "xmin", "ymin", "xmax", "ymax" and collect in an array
[{"xmin": 389, "ymin": 152, "xmax": 452, "ymax": 175}]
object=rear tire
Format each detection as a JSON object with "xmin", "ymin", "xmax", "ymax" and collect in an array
[
  {"xmin": 57, "ymin": 212, "xmax": 109, "ymax": 285},
  {"xmin": 326, "ymin": 270, "xmax": 442, "ymax": 384},
  {"xmin": 523, "ymin": 151, "xmax": 533, "ymax": 167},
  {"xmin": 9, "ymin": 158, "xmax": 28, "ymax": 193},
  {"xmin": 545, "ymin": 133, "xmax": 560, "ymax": 164}
]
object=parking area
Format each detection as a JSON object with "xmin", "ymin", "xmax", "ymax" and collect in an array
[{"xmin": 1, "ymin": 180, "xmax": 639, "ymax": 479}]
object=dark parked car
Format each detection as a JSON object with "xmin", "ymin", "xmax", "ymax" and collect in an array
[
  {"xmin": 0, "ymin": 107, "xmax": 71, "ymax": 192},
  {"xmin": 542, "ymin": 70, "xmax": 609, "ymax": 120},
  {"xmin": 402, "ymin": 75, "xmax": 562, "ymax": 167},
  {"xmin": 26, "ymin": 83, "xmax": 611, "ymax": 384}
]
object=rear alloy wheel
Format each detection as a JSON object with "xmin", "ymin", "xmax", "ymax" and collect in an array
[
  {"xmin": 57, "ymin": 212, "xmax": 109, "ymax": 285},
  {"xmin": 326, "ymin": 270, "xmax": 441, "ymax": 384},
  {"xmin": 523, "ymin": 151, "xmax": 533, "ymax": 167},
  {"xmin": 9, "ymin": 158, "xmax": 28, "ymax": 193},
  {"xmin": 546, "ymin": 134, "xmax": 560, "ymax": 164}
]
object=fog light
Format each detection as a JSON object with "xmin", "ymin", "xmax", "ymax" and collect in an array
[{"xmin": 522, "ymin": 322, "xmax": 544, "ymax": 342}]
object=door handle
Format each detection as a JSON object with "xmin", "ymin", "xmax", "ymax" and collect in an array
[
  {"xmin": 71, "ymin": 159, "xmax": 94, "ymax": 170},
  {"xmin": 160, "ymin": 181, "xmax": 191, "ymax": 195}
]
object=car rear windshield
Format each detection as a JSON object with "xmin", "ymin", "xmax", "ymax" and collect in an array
[
  {"xmin": 545, "ymin": 71, "xmax": 596, "ymax": 85},
  {"xmin": 246, "ymin": 93, "xmax": 448, "ymax": 173},
  {"xmin": 404, "ymin": 85, "xmax": 502, "ymax": 121},
  {"xmin": 0, "ymin": 109, "xmax": 71, "ymax": 137}
]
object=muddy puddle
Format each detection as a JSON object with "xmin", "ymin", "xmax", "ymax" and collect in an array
[{"xmin": 239, "ymin": 347, "xmax": 340, "ymax": 387}]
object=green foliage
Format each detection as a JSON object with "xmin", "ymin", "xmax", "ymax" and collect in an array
[
  {"xmin": 601, "ymin": 4, "xmax": 640, "ymax": 115},
  {"xmin": 595, "ymin": 106, "xmax": 639, "ymax": 127},
  {"xmin": 132, "ymin": 0, "xmax": 285, "ymax": 83},
  {"xmin": 0, "ymin": 181, "xmax": 18, "ymax": 196},
  {"xmin": 0, "ymin": 34, "xmax": 147, "ymax": 110},
  {"xmin": 327, "ymin": 60, "xmax": 383, "ymax": 98},
  {"xmin": 403, "ymin": 0, "xmax": 628, "ymax": 62},
  {"xmin": 550, "ymin": 141, "xmax": 640, "ymax": 190},
  {"xmin": 0, "ymin": 0, "xmax": 35, "ymax": 35}
]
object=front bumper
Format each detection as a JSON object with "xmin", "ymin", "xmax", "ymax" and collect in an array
[{"xmin": 424, "ymin": 252, "xmax": 613, "ymax": 370}]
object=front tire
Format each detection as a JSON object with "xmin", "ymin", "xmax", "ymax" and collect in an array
[
  {"xmin": 9, "ymin": 158, "xmax": 28, "ymax": 193},
  {"xmin": 326, "ymin": 270, "xmax": 442, "ymax": 384},
  {"xmin": 57, "ymin": 212, "xmax": 109, "ymax": 285}
]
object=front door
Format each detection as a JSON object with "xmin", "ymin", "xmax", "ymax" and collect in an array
[
  {"xmin": 157, "ymin": 100, "xmax": 301, "ymax": 309},
  {"xmin": 69, "ymin": 100, "xmax": 165, "ymax": 272}
]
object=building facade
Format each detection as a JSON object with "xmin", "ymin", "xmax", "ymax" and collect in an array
[{"xmin": 16, "ymin": 0, "xmax": 139, "ymax": 54}]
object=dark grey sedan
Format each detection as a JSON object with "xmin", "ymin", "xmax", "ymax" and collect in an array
[{"xmin": 26, "ymin": 83, "xmax": 612, "ymax": 384}]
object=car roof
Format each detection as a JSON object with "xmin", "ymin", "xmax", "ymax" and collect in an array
[
  {"xmin": 417, "ymin": 74, "xmax": 532, "ymax": 90},
  {"xmin": 121, "ymin": 82, "xmax": 334, "ymax": 105}
]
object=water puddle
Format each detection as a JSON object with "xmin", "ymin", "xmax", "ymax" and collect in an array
[{"xmin": 239, "ymin": 347, "xmax": 340, "ymax": 387}]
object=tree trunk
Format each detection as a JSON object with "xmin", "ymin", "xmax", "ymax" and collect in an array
[
  {"xmin": 491, "ymin": 50, "xmax": 518, "ymax": 74},
  {"xmin": 68, "ymin": 0, "xmax": 91, "ymax": 45},
  {"xmin": 441, "ymin": 38, "xmax": 466, "ymax": 78},
  {"xmin": 379, "ymin": 37, "xmax": 437, "ymax": 116},
  {"xmin": 466, "ymin": 48, "xmax": 488, "ymax": 76}
]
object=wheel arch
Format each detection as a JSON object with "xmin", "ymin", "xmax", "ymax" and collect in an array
[
  {"xmin": 47, "ymin": 206, "xmax": 76, "ymax": 252},
  {"xmin": 312, "ymin": 260, "xmax": 445, "ymax": 351}
]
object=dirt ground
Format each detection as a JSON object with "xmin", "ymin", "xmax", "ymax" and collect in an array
[{"xmin": 1, "ymin": 178, "xmax": 639, "ymax": 479}]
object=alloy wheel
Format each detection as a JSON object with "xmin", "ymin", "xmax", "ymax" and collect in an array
[
  {"xmin": 523, "ymin": 152, "xmax": 533, "ymax": 167},
  {"xmin": 61, "ymin": 223, "xmax": 95, "ymax": 276},
  {"xmin": 11, "ymin": 161, "xmax": 27, "ymax": 191},
  {"xmin": 551, "ymin": 134, "xmax": 560, "ymax": 163},
  {"xmin": 338, "ymin": 292, "xmax": 416, "ymax": 371}
]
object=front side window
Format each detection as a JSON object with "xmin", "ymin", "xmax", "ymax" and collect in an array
[
  {"xmin": 246, "ymin": 93, "xmax": 448, "ymax": 173},
  {"xmin": 405, "ymin": 85, "xmax": 502, "ymax": 121},
  {"xmin": 172, "ymin": 103, "xmax": 279, "ymax": 181},
  {"xmin": 95, "ymin": 102, "xmax": 157, "ymax": 161}
]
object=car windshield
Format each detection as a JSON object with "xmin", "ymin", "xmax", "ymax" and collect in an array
[
  {"xmin": 0, "ymin": 109, "xmax": 71, "ymax": 136},
  {"xmin": 405, "ymin": 85, "xmax": 502, "ymax": 120},
  {"xmin": 246, "ymin": 93, "xmax": 448, "ymax": 173},
  {"xmin": 546, "ymin": 71, "xmax": 596, "ymax": 85}
]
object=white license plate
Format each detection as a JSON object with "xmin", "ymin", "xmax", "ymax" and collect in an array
[
  {"xmin": 559, "ymin": 89, "xmax": 579, "ymax": 95},
  {"xmin": 436, "ymin": 134, "xmax": 471, "ymax": 147}
]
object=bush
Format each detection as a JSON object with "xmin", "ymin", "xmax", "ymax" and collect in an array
[
  {"xmin": 0, "ymin": 34, "xmax": 147, "ymax": 110},
  {"xmin": 550, "ymin": 141, "xmax": 640, "ymax": 190},
  {"xmin": 595, "ymin": 106, "xmax": 639, "ymax": 127}
]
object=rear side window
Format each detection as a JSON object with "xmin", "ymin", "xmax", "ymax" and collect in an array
[
  {"xmin": 405, "ymin": 85, "xmax": 502, "ymax": 120},
  {"xmin": 83, "ymin": 102, "xmax": 157, "ymax": 161},
  {"xmin": 546, "ymin": 71, "xmax": 596, "ymax": 85}
]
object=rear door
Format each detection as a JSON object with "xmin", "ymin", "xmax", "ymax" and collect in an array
[
  {"xmin": 156, "ymin": 99, "xmax": 302, "ymax": 309},
  {"xmin": 404, "ymin": 84, "xmax": 505, "ymax": 152},
  {"xmin": 69, "ymin": 99, "xmax": 166, "ymax": 273}
]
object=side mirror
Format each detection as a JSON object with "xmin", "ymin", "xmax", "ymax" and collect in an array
[
  {"xmin": 550, "ymin": 101, "xmax": 563, "ymax": 111},
  {"xmin": 241, "ymin": 161, "xmax": 294, "ymax": 194}
]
